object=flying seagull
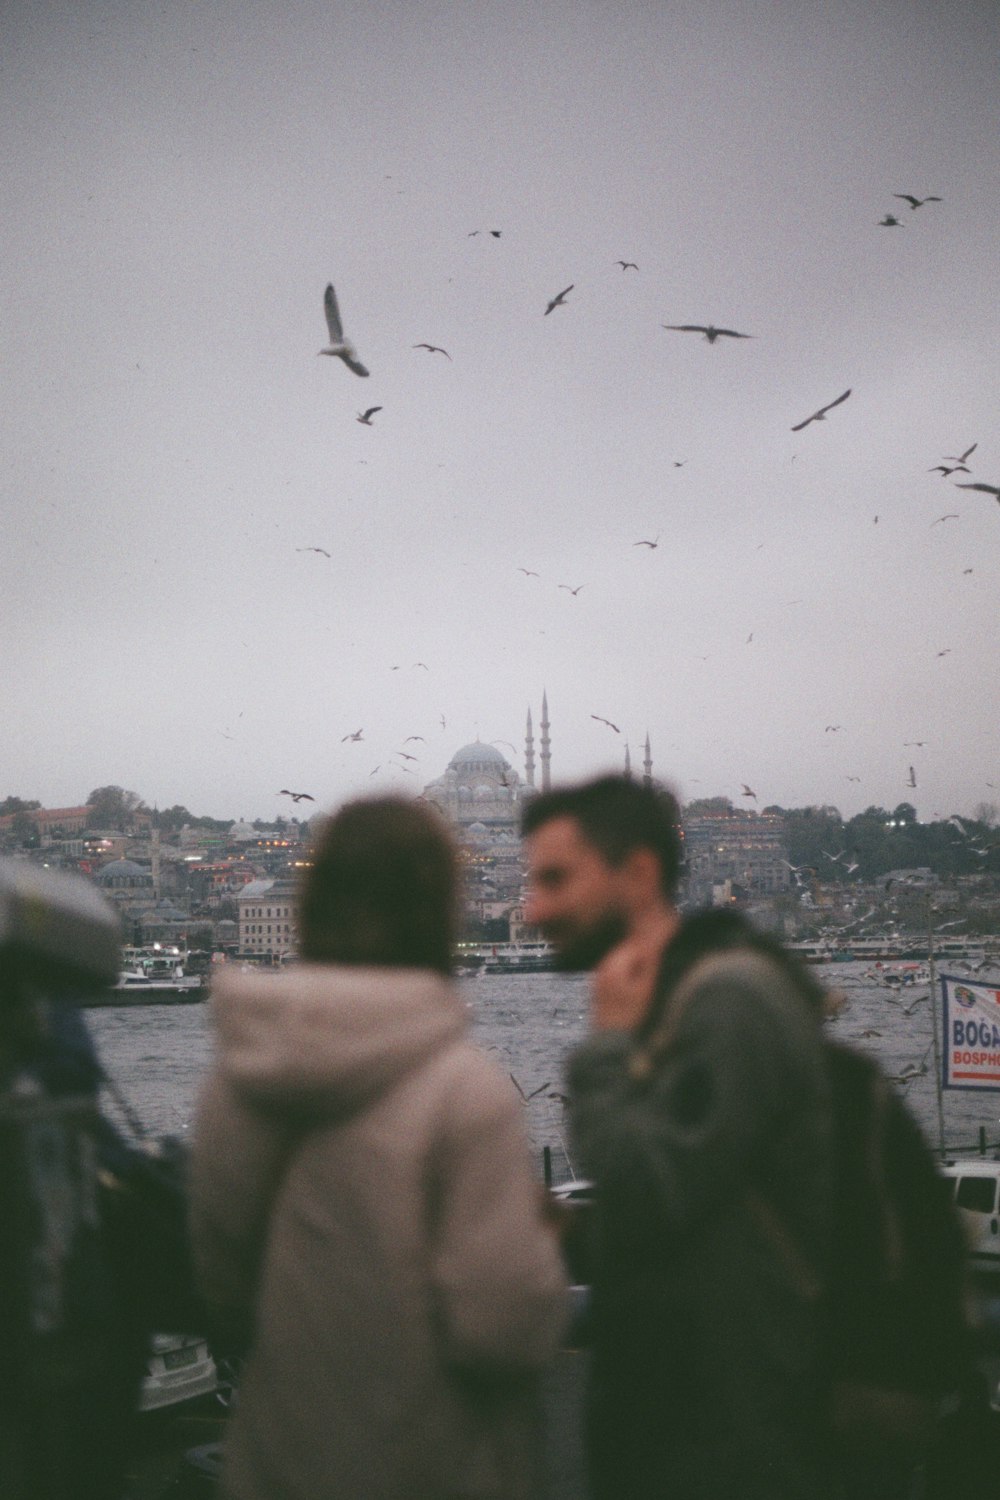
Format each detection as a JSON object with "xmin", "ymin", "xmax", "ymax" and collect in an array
[
  {"xmin": 278, "ymin": 789, "xmax": 315, "ymax": 803},
  {"xmin": 413, "ymin": 343, "xmax": 452, "ymax": 359},
  {"xmin": 893, "ymin": 194, "xmax": 942, "ymax": 209},
  {"xmin": 616, "ymin": 260, "xmax": 638, "ymax": 270},
  {"xmin": 633, "ymin": 536, "xmax": 660, "ymax": 549},
  {"xmin": 790, "ymin": 388, "xmax": 851, "ymax": 432},
  {"xmin": 357, "ymin": 407, "xmax": 382, "ymax": 425},
  {"xmin": 517, "ymin": 567, "xmax": 539, "ymax": 576},
  {"xmin": 341, "ymin": 729, "xmax": 364, "ymax": 742},
  {"xmin": 741, "ymin": 784, "xmax": 757, "ymax": 800},
  {"xmin": 591, "ymin": 715, "xmax": 620, "ymax": 733},
  {"xmin": 930, "ymin": 514, "xmax": 959, "ymax": 526},
  {"xmin": 558, "ymin": 583, "xmax": 585, "ymax": 595},
  {"xmin": 944, "ymin": 443, "xmax": 977, "ymax": 464},
  {"xmin": 878, "ymin": 214, "xmax": 903, "ymax": 227},
  {"xmin": 544, "ymin": 284, "xmax": 574, "ymax": 315},
  {"xmin": 662, "ymin": 324, "xmax": 752, "ymax": 343},
  {"xmin": 296, "ymin": 546, "xmax": 331, "ymax": 557},
  {"xmin": 956, "ymin": 482, "xmax": 1000, "ymax": 502},
  {"xmin": 318, "ymin": 283, "xmax": 369, "ymax": 376},
  {"xmin": 929, "ymin": 464, "xmax": 969, "ymax": 477}
]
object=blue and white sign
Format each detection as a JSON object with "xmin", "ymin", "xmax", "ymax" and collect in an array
[{"xmin": 941, "ymin": 973, "xmax": 1000, "ymax": 1091}]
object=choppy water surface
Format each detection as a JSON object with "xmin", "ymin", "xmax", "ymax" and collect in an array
[{"xmin": 87, "ymin": 961, "xmax": 1000, "ymax": 1180}]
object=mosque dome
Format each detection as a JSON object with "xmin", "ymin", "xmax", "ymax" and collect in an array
[{"xmin": 448, "ymin": 741, "xmax": 510, "ymax": 775}]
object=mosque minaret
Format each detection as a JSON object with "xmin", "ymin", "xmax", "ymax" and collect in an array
[
  {"xmin": 525, "ymin": 706, "xmax": 535, "ymax": 788},
  {"xmin": 540, "ymin": 690, "xmax": 551, "ymax": 792}
]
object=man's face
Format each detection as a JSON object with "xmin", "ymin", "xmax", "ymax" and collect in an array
[{"xmin": 524, "ymin": 815, "xmax": 629, "ymax": 970}]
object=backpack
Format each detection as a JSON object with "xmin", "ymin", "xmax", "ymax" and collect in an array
[{"xmin": 641, "ymin": 909, "xmax": 972, "ymax": 1462}]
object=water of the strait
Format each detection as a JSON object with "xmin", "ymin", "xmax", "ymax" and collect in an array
[{"xmin": 86, "ymin": 961, "xmax": 1000, "ymax": 1183}]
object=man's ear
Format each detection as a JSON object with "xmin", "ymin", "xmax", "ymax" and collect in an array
[{"xmin": 621, "ymin": 846, "xmax": 662, "ymax": 899}]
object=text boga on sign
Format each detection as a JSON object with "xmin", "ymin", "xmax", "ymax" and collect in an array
[{"xmin": 942, "ymin": 974, "xmax": 1000, "ymax": 1091}]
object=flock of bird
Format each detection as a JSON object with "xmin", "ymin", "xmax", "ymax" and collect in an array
[{"xmin": 293, "ymin": 186, "xmax": 993, "ymax": 812}]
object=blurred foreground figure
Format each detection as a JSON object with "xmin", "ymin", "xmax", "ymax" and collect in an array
[
  {"xmin": 191, "ymin": 797, "xmax": 567, "ymax": 1500},
  {"xmin": 523, "ymin": 778, "xmax": 834, "ymax": 1500},
  {"xmin": 0, "ymin": 860, "xmax": 142, "ymax": 1500}
]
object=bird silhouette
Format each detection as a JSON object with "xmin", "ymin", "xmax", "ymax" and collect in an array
[
  {"xmin": 633, "ymin": 536, "xmax": 659, "ymax": 549},
  {"xmin": 929, "ymin": 464, "xmax": 969, "ymax": 477},
  {"xmin": 790, "ymin": 388, "xmax": 851, "ymax": 432},
  {"xmin": 278, "ymin": 789, "xmax": 315, "ymax": 803},
  {"xmin": 944, "ymin": 443, "xmax": 977, "ymax": 464},
  {"xmin": 402, "ymin": 735, "xmax": 425, "ymax": 743},
  {"xmin": 558, "ymin": 583, "xmax": 584, "ymax": 595},
  {"xmin": 956, "ymin": 482, "xmax": 1000, "ymax": 502},
  {"xmin": 357, "ymin": 407, "xmax": 382, "ymax": 425},
  {"xmin": 413, "ymin": 343, "xmax": 452, "ymax": 359},
  {"xmin": 517, "ymin": 567, "xmax": 539, "ymax": 577},
  {"xmin": 741, "ymin": 784, "xmax": 757, "ymax": 800},
  {"xmin": 662, "ymin": 324, "xmax": 751, "ymax": 343},
  {"xmin": 394, "ymin": 752, "xmax": 418, "ymax": 762},
  {"xmin": 296, "ymin": 546, "xmax": 331, "ymax": 557},
  {"xmin": 616, "ymin": 260, "xmax": 638, "ymax": 270},
  {"xmin": 591, "ymin": 715, "xmax": 620, "ymax": 733},
  {"xmin": 318, "ymin": 283, "xmax": 369, "ymax": 375},
  {"xmin": 509, "ymin": 1074, "xmax": 551, "ymax": 1102},
  {"xmin": 878, "ymin": 214, "xmax": 903, "ymax": 227},
  {"xmin": 931, "ymin": 514, "xmax": 959, "ymax": 526},
  {"xmin": 544, "ymin": 285, "xmax": 574, "ymax": 315},
  {"xmin": 341, "ymin": 729, "xmax": 364, "ymax": 743},
  {"xmin": 893, "ymin": 194, "xmax": 942, "ymax": 209}
]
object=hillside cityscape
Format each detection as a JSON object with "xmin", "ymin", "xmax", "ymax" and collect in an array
[{"xmin": 3, "ymin": 736, "xmax": 999, "ymax": 960}]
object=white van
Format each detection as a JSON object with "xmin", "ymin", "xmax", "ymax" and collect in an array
[{"xmin": 939, "ymin": 1158, "xmax": 1000, "ymax": 1276}]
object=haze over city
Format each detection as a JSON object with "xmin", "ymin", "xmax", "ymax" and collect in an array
[{"xmin": 5, "ymin": 1, "xmax": 998, "ymax": 825}]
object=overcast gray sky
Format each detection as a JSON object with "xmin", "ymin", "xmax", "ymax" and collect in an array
[{"xmin": 4, "ymin": 0, "xmax": 998, "ymax": 824}]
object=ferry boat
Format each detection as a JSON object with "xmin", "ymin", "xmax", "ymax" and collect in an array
[
  {"xmin": 479, "ymin": 941, "xmax": 556, "ymax": 975},
  {"xmin": 84, "ymin": 946, "xmax": 205, "ymax": 1005}
]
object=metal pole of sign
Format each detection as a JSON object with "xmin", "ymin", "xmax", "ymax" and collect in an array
[{"xmin": 926, "ymin": 896, "xmax": 946, "ymax": 1156}]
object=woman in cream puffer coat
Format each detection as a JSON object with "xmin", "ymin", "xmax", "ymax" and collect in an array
[{"xmin": 190, "ymin": 799, "xmax": 567, "ymax": 1500}]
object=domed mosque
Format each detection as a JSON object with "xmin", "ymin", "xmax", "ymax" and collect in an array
[{"xmin": 421, "ymin": 694, "xmax": 552, "ymax": 838}]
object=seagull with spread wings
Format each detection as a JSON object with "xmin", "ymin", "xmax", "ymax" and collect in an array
[
  {"xmin": 790, "ymin": 388, "xmax": 851, "ymax": 432},
  {"xmin": 413, "ymin": 343, "xmax": 452, "ymax": 359},
  {"xmin": 662, "ymin": 323, "xmax": 752, "ymax": 343},
  {"xmin": 591, "ymin": 715, "xmax": 620, "ymax": 733},
  {"xmin": 944, "ymin": 443, "xmax": 977, "ymax": 464},
  {"xmin": 318, "ymin": 283, "xmax": 369, "ymax": 375},
  {"xmin": 956, "ymin": 481, "xmax": 1000, "ymax": 503},
  {"xmin": 279, "ymin": 789, "xmax": 315, "ymax": 803},
  {"xmin": 894, "ymin": 193, "xmax": 942, "ymax": 209},
  {"xmin": 357, "ymin": 407, "xmax": 382, "ymax": 426},
  {"xmin": 544, "ymin": 284, "xmax": 574, "ymax": 315},
  {"xmin": 296, "ymin": 546, "xmax": 331, "ymax": 558},
  {"xmin": 616, "ymin": 260, "xmax": 638, "ymax": 270}
]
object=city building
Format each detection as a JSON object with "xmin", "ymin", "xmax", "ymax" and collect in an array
[
  {"xmin": 237, "ymin": 876, "xmax": 298, "ymax": 958},
  {"xmin": 683, "ymin": 808, "xmax": 790, "ymax": 904}
]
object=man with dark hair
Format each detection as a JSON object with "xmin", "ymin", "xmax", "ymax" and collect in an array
[{"xmin": 523, "ymin": 777, "xmax": 833, "ymax": 1500}]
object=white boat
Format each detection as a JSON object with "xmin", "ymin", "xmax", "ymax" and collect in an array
[{"xmin": 479, "ymin": 941, "xmax": 556, "ymax": 974}]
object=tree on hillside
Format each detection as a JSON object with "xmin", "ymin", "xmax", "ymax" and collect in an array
[{"xmin": 86, "ymin": 786, "xmax": 147, "ymax": 831}]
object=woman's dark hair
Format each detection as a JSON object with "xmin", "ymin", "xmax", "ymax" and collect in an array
[{"xmin": 298, "ymin": 797, "xmax": 457, "ymax": 974}]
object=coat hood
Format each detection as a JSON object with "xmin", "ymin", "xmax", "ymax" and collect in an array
[{"xmin": 209, "ymin": 963, "xmax": 467, "ymax": 1119}]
